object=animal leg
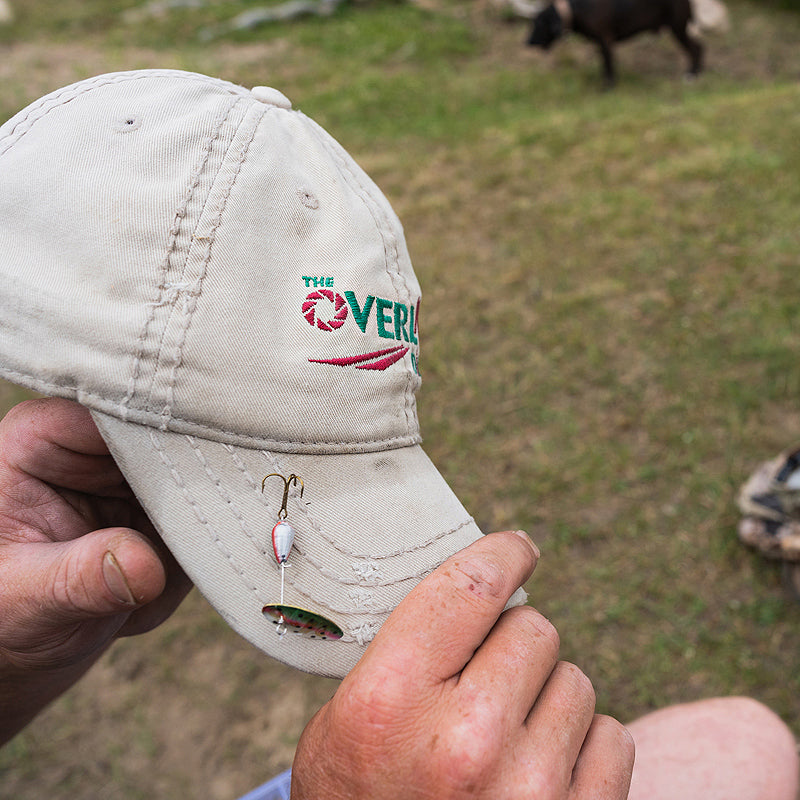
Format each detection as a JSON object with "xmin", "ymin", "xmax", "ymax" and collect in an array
[
  {"xmin": 597, "ymin": 39, "xmax": 616, "ymax": 88},
  {"xmin": 670, "ymin": 24, "xmax": 704, "ymax": 76}
]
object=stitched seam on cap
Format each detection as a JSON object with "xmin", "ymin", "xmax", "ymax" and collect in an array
[
  {"xmin": 0, "ymin": 70, "xmax": 247, "ymax": 158},
  {"xmin": 0, "ymin": 367, "xmax": 420, "ymax": 449},
  {"xmin": 122, "ymin": 94, "xmax": 243, "ymax": 419},
  {"xmin": 303, "ymin": 114, "xmax": 418, "ymax": 436},
  {"xmin": 310, "ymin": 128, "xmax": 418, "ymax": 434},
  {"xmin": 150, "ymin": 428, "xmax": 266, "ymax": 602},
  {"xmin": 156, "ymin": 101, "xmax": 265, "ymax": 430},
  {"xmin": 307, "ymin": 121, "xmax": 408, "ymax": 293},
  {"xmin": 147, "ymin": 96, "xmax": 250, "ymax": 418},
  {"xmin": 188, "ymin": 435, "xmax": 274, "ymax": 561},
  {"xmin": 238, "ymin": 444, "xmax": 476, "ymax": 563},
  {"xmin": 189, "ymin": 436, "xmax": 368, "ymax": 619}
]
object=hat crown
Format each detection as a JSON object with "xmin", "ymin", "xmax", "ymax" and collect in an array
[{"xmin": 0, "ymin": 70, "xmax": 421, "ymax": 454}]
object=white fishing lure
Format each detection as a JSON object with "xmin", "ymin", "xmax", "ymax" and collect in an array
[
  {"xmin": 262, "ymin": 473, "xmax": 305, "ymax": 635},
  {"xmin": 271, "ymin": 519, "xmax": 295, "ymax": 565}
]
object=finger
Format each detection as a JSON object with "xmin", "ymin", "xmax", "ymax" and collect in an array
[
  {"xmin": 3, "ymin": 527, "xmax": 167, "ymax": 628},
  {"xmin": 523, "ymin": 661, "xmax": 597, "ymax": 783},
  {"xmin": 362, "ymin": 530, "xmax": 540, "ymax": 683},
  {"xmin": 569, "ymin": 715, "xmax": 635, "ymax": 800},
  {"xmin": 0, "ymin": 398, "xmax": 127, "ymax": 495},
  {"xmin": 457, "ymin": 604, "xmax": 560, "ymax": 729}
]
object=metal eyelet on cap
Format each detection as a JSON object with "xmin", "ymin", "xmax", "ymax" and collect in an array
[{"xmin": 250, "ymin": 86, "xmax": 292, "ymax": 109}]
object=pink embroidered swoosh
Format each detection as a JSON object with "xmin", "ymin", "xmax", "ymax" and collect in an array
[
  {"xmin": 357, "ymin": 347, "xmax": 409, "ymax": 370},
  {"xmin": 309, "ymin": 346, "xmax": 409, "ymax": 370}
]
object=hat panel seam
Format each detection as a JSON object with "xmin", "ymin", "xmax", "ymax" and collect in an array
[
  {"xmin": 148, "ymin": 427, "xmax": 267, "ymax": 606},
  {"xmin": 0, "ymin": 366, "xmax": 421, "ymax": 451},
  {"xmin": 307, "ymin": 121, "xmax": 409, "ymax": 296},
  {"xmin": 183, "ymin": 435, "xmax": 366, "ymax": 626},
  {"xmin": 121, "ymin": 93, "xmax": 246, "ymax": 420},
  {"xmin": 0, "ymin": 70, "xmax": 246, "ymax": 158},
  {"xmin": 319, "ymin": 134, "xmax": 420, "ymax": 434},
  {"xmin": 226, "ymin": 438, "xmax": 476, "ymax": 564},
  {"xmin": 302, "ymin": 114, "xmax": 418, "ymax": 438},
  {"xmin": 153, "ymin": 101, "xmax": 265, "ymax": 430},
  {"xmin": 188, "ymin": 435, "xmax": 414, "ymax": 619}
]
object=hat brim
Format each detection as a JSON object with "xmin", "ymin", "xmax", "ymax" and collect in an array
[{"xmin": 91, "ymin": 410, "xmax": 495, "ymax": 678}]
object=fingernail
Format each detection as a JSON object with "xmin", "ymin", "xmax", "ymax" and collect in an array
[
  {"xmin": 103, "ymin": 551, "xmax": 137, "ymax": 606},
  {"xmin": 512, "ymin": 530, "xmax": 540, "ymax": 559}
]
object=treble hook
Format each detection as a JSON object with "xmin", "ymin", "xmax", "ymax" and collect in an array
[{"xmin": 262, "ymin": 473, "xmax": 304, "ymax": 520}]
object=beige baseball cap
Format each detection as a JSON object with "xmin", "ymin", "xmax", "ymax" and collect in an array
[{"xmin": 0, "ymin": 70, "xmax": 525, "ymax": 678}]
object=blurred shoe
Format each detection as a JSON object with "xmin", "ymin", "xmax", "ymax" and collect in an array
[{"xmin": 737, "ymin": 446, "xmax": 800, "ymax": 603}]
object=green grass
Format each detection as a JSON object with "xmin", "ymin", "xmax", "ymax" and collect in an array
[{"xmin": 1, "ymin": 0, "xmax": 800, "ymax": 796}]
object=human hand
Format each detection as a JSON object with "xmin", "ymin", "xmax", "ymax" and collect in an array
[
  {"xmin": 292, "ymin": 530, "xmax": 634, "ymax": 799},
  {"xmin": 0, "ymin": 398, "xmax": 191, "ymax": 745}
]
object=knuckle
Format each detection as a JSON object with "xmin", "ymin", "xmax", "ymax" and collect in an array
[
  {"xmin": 499, "ymin": 606, "xmax": 560, "ymax": 667},
  {"xmin": 515, "ymin": 606, "xmax": 560, "ymax": 651},
  {"xmin": 551, "ymin": 661, "xmax": 596, "ymax": 712},
  {"xmin": 335, "ymin": 662, "xmax": 415, "ymax": 731},
  {"xmin": 50, "ymin": 554, "xmax": 77, "ymax": 610},
  {"xmin": 433, "ymin": 705, "xmax": 501, "ymax": 792},
  {"xmin": 449, "ymin": 554, "xmax": 510, "ymax": 603},
  {"xmin": 594, "ymin": 714, "xmax": 636, "ymax": 761},
  {"xmin": 50, "ymin": 548, "xmax": 96, "ymax": 615},
  {"xmin": 560, "ymin": 660, "xmax": 594, "ymax": 692}
]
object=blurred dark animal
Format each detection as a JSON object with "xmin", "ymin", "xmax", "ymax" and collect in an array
[{"xmin": 527, "ymin": 0, "xmax": 703, "ymax": 87}]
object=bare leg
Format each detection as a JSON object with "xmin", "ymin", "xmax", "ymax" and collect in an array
[{"xmin": 627, "ymin": 697, "xmax": 799, "ymax": 800}]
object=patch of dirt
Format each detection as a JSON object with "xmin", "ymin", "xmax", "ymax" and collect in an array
[
  {"xmin": 0, "ymin": 38, "xmax": 296, "ymax": 123},
  {"xmin": 0, "ymin": 42, "xmax": 174, "ymax": 113},
  {"xmin": 0, "ymin": 588, "xmax": 339, "ymax": 799}
]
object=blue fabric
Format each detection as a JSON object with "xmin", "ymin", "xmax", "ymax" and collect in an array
[{"xmin": 236, "ymin": 768, "xmax": 292, "ymax": 800}]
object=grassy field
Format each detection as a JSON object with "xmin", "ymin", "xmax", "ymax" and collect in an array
[{"xmin": 1, "ymin": 0, "xmax": 800, "ymax": 797}]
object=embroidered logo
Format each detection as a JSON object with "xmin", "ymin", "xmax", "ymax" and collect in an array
[
  {"xmin": 302, "ymin": 289, "xmax": 347, "ymax": 332},
  {"xmin": 302, "ymin": 277, "xmax": 419, "ymax": 373},
  {"xmin": 309, "ymin": 346, "xmax": 409, "ymax": 371}
]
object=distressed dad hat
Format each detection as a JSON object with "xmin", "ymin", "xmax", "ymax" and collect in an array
[{"xmin": 0, "ymin": 70, "xmax": 525, "ymax": 678}]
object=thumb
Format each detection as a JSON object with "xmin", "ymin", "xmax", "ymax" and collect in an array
[
  {"xmin": 0, "ymin": 529, "xmax": 170, "ymax": 739},
  {"xmin": 5, "ymin": 528, "xmax": 167, "ymax": 629},
  {"xmin": 0, "ymin": 529, "xmax": 168, "ymax": 670},
  {"xmin": 47, "ymin": 527, "xmax": 168, "ymax": 618}
]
